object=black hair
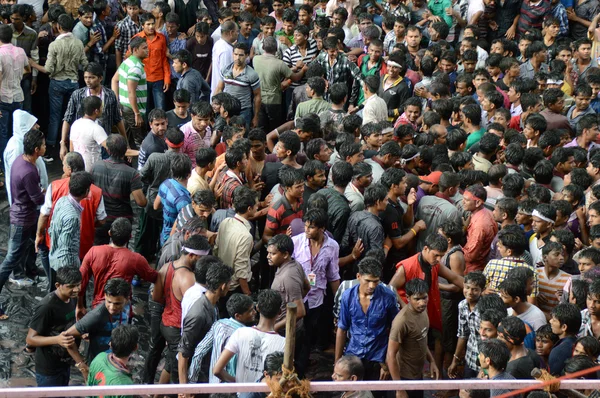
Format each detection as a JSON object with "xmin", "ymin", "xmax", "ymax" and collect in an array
[
  {"xmin": 330, "ymin": 83, "xmax": 348, "ymax": 105},
  {"xmin": 192, "ymin": 189, "xmax": 216, "ymax": 209},
  {"xmin": 279, "ymin": 166, "xmax": 304, "ymax": 188},
  {"xmin": 69, "ymin": 171, "xmax": 93, "ymax": 198},
  {"xmin": 232, "ymin": 186, "xmax": 257, "ymax": 214},
  {"xmin": 110, "ymin": 325, "xmax": 139, "ymax": 357},
  {"xmin": 379, "ymin": 168, "xmax": 405, "ymax": 191},
  {"xmin": 195, "ymin": 147, "xmax": 217, "ymax": 169},
  {"xmin": 479, "ymin": 339, "xmax": 511, "ymax": 371},
  {"xmin": 268, "ymin": 234, "xmax": 294, "ymax": 256},
  {"xmin": 551, "ymin": 303, "xmax": 582, "ymax": 335},
  {"xmin": 526, "ymin": 184, "xmax": 551, "ymax": 204},
  {"xmin": 363, "ymin": 183, "xmax": 387, "ymax": 208},
  {"xmin": 564, "ymin": 355, "xmax": 598, "ymax": 377},
  {"xmin": 306, "ymin": 193, "xmax": 328, "ymax": 213},
  {"xmin": 55, "ymin": 266, "xmax": 82, "ymax": 285},
  {"xmin": 480, "ymin": 308, "xmax": 505, "ymax": 329},
  {"xmin": 173, "ymin": 89, "xmax": 191, "ymax": 104},
  {"xmin": 0, "ymin": 25, "xmax": 12, "ymax": 43},
  {"xmin": 405, "ymin": 278, "xmax": 429, "ymax": 297},
  {"xmin": 205, "ymin": 260, "xmax": 234, "ymax": 292},
  {"xmin": 449, "ymin": 151, "xmax": 472, "ymax": 171},
  {"xmin": 461, "ymin": 104, "xmax": 481, "ymax": 126},
  {"xmin": 190, "ymin": 101, "xmax": 214, "ymax": 118},
  {"xmin": 502, "ymin": 174, "xmax": 524, "ymax": 199},
  {"xmin": 331, "ymin": 160, "xmax": 354, "ymax": 188},
  {"xmin": 357, "ymin": 257, "xmax": 382, "ymax": 278},
  {"xmin": 104, "ymin": 278, "xmax": 131, "ymax": 298},
  {"xmin": 571, "ymin": 279, "xmax": 589, "ymax": 311},
  {"xmin": 498, "ymin": 277, "xmax": 527, "ymax": 302},
  {"xmin": 109, "ymin": 217, "xmax": 133, "ymax": 247},
  {"xmin": 424, "ymin": 233, "xmax": 449, "ymax": 253},
  {"xmin": 549, "ymin": 229, "xmax": 576, "ymax": 255},
  {"xmin": 257, "ymin": 289, "xmax": 283, "ymax": 319},
  {"xmin": 533, "ymin": 160, "xmax": 553, "ymax": 185},
  {"xmin": 23, "ymin": 129, "xmax": 44, "ymax": 156},
  {"xmin": 498, "ymin": 316, "xmax": 527, "ymax": 346},
  {"xmin": 278, "ymin": 131, "xmax": 301, "ymax": 156},
  {"xmin": 497, "ymin": 227, "xmax": 528, "ymax": 257},
  {"xmin": 446, "ymin": 128, "xmax": 467, "ymax": 151},
  {"xmin": 264, "ymin": 351, "xmax": 284, "ymax": 376},
  {"xmin": 464, "ymin": 271, "xmax": 486, "ymax": 289},
  {"xmin": 478, "ymin": 134, "xmax": 501, "ymax": 156},
  {"xmin": 439, "ymin": 220, "xmax": 463, "ymax": 245},
  {"xmin": 574, "ymin": 336, "xmax": 600, "ymax": 358},
  {"xmin": 170, "ymin": 153, "xmax": 192, "ymax": 180},
  {"xmin": 302, "ymin": 208, "xmax": 328, "ymax": 229},
  {"xmin": 576, "ymin": 113, "xmax": 598, "ymax": 137}
]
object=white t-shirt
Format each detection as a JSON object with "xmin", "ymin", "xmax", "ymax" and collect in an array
[
  {"xmin": 507, "ymin": 305, "xmax": 547, "ymax": 332},
  {"xmin": 181, "ymin": 283, "xmax": 207, "ymax": 330},
  {"xmin": 467, "ymin": 0, "xmax": 485, "ymax": 24},
  {"xmin": 225, "ymin": 326, "xmax": 286, "ymax": 383},
  {"xmin": 70, "ymin": 118, "xmax": 108, "ymax": 172}
]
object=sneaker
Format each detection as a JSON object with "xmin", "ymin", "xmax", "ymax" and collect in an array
[{"xmin": 9, "ymin": 277, "xmax": 35, "ymax": 288}]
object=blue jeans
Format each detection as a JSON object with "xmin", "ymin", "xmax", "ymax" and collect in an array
[
  {"xmin": 0, "ymin": 101, "xmax": 22, "ymax": 158},
  {"xmin": 240, "ymin": 107, "xmax": 253, "ymax": 127},
  {"xmin": 147, "ymin": 80, "xmax": 165, "ymax": 114},
  {"xmin": 0, "ymin": 224, "xmax": 37, "ymax": 295},
  {"xmin": 48, "ymin": 79, "xmax": 79, "ymax": 146},
  {"xmin": 36, "ymin": 367, "xmax": 70, "ymax": 387}
]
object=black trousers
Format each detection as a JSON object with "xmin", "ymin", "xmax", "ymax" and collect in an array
[
  {"xmin": 160, "ymin": 322, "xmax": 181, "ymax": 383},
  {"xmin": 142, "ymin": 300, "xmax": 165, "ymax": 384}
]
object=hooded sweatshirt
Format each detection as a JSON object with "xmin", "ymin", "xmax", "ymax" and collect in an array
[{"xmin": 3, "ymin": 110, "xmax": 48, "ymax": 205}]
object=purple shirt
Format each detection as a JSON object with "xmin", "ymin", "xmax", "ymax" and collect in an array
[
  {"xmin": 292, "ymin": 232, "xmax": 340, "ymax": 309},
  {"xmin": 10, "ymin": 156, "xmax": 45, "ymax": 226}
]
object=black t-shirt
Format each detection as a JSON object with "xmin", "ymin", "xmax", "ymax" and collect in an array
[
  {"xmin": 381, "ymin": 199, "xmax": 407, "ymax": 283},
  {"xmin": 186, "ymin": 36, "xmax": 213, "ymax": 79},
  {"xmin": 506, "ymin": 349, "xmax": 541, "ymax": 380},
  {"xmin": 166, "ymin": 109, "xmax": 191, "ymax": 129},
  {"xmin": 75, "ymin": 302, "xmax": 130, "ymax": 361},
  {"xmin": 29, "ymin": 293, "xmax": 78, "ymax": 376}
]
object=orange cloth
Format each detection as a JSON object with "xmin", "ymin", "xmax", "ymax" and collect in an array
[
  {"xmin": 464, "ymin": 208, "xmax": 498, "ymax": 273},
  {"xmin": 132, "ymin": 31, "xmax": 171, "ymax": 84}
]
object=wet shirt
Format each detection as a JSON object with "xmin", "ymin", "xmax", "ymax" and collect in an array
[{"xmin": 75, "ymin": 302, "xmax": 131, "ymax": 361}]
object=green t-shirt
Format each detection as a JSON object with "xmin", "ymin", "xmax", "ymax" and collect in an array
[
  {"xmin": 87, "ymin": 352, "xmax": 134, "ymax": 398},
  {"xmin": 466, "ymin": 127, "xmax": 485, "ymax": 151},
  {"xmin": 118, "ymin": 55, "xmax": 147, "ymax": 114}
]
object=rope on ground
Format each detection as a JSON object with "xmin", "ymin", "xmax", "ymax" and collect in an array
[
  {"xmin": 266, "ymin": 365, "xmax": 312, "ymax": 398},
  {"xmin": 496, "ymin": 363, "xmax": 600, "ymax": 398}
]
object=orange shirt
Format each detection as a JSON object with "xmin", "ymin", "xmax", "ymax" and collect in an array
[{"xmin": 132, "ymin": 31, "xmax": 171, "ymax": 84}]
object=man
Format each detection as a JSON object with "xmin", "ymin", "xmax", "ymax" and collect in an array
[
  {"xmin": 565, "ymin": 113, "xmax": 600, "ymax": 153},
  {"xmin": 387, "ymin": 279, "xmax": 439, "ymax": 397},
  {"xmin": 295, "ymin": 76, "xmax": 330, "ymax": 120},
  {"xmin": 0, "ymin": 129, "xmax": 45, "ymax": 317},
  {"xmin": 519, "ymin": 41, "xmax": 549, "ymax": 80},
  {"xmin": 336, "ymin": 257, "xmax": 398, "ymax": 381},
  {"xmin": 29, "ymin": 14, "xmax": 87, "ymax": 156},
  {"xmin": 332, "ymin": 355, "xmax": 375, "ymax": 398},
  {"xmin": 189, "ymin": 294, "xmax": 256, "ymax": 384},
  {"xmin": 254, "ymin": 36, "xmax": 304, "ymax": 132},
  {"xmin": 282, "ymin": 24, "xmax": 318, "ymax": 94},
  {"xmin": 35, "ymin": 152, "xmax": 104, "ymax": 284},
  {"xmin": 26, "ymin": 266, "xmax": 82, "ymax": 387},
  {"xmin": 130, "ymin": 13, "xmax": 169, "ymax": 114},
  {"xmin": 268, "ymin": 234, "xmax": 309, "ymax": 376},
  {"xmin": 316, "ymin": 37, "xmax": 363, "ymax": 106},
  {"xmin": 68, "ymin": 96, "xmax": 108, "ymax": 172},
  {"xmin": 173, "ymin": 49, "xmax": 210, "ymax": 103},
  {"xmin": 478, "ymin": 339, "xmax": 516, "ymax": 396},
  {"xmin": 463, "ymin": 185, "xmax": 498, "ymax": 272},
  {"xmin": 137, "ymin": 108, "xmax": 167, "ymax": 171},
  {"xmin": 215, "ymin": 186, "xmax": 257, "ymax": 299},
  {"xmin": 293, "ymin": 209, "xmax": 340, "ymax": 352},
  {"xmin": 111, "ymin": 36, "xmax": 148, "ymax": 148},
  {"xmin": 211, "ymin": 20, "xmax": 238, "ymax": 99},
  {"xmin": 571, "ymin": 38, "xmax": 597, "ymax": 84},
  {"xmin": 154, "ymin": 236, "xmax": 209, "ymax": 384},
  {"xmin": 364, "ymin": 141, "xmax": 402, "ymax": 183},
  {"xmin": 10, "ymin": 4, "xmax": 39, "ymax": 114},
  {"xmin": 91, "ymin": 134, "xmax": 147, "ymax": 245},
  {"xmin": 361, "ymin": 75, "xmax": 387, "ymax": 126},
  {"xmin": 213, "ymin": 289, "xmax": 286, "ymax": 383},
  {"xmin": 215, "ymin": 43, "xmax": 261, "ymax": 128},
  {"xmin": 78, "ymin": 218, "xmax": 158, "ymax": 318},
  {"xmin": 529, "ymin": 203, "xmax": 556, "ymax": 266},
  {"xmin": 180, "ymin": 101, "xmax": 215, "ymax": 168},
  {"xmin": 0, "ymin": 24, "xmax": 28, "ymax": 157},
  {"xmin": 114, "ymin": 0, "xmax": 141, "ymax": 66},
  {"xmin": 61, "ymin": 62, "xmax": 127, "ymax": 161},
  {"xmin": 87, "ymin": 324, "xmax": 138, "ymax": 389},
  {"xmin": 65, "ymin": 278, "xmax": 131, "ymax": 363},
  {"xmin": 178, "ymin": 258, "xmax": 233, "ymax": 384},
  {"xmin": 263, "ymin": 166, "xmax": 305, "ymax": 243},
  {"xmin": 320, "ymin": 161, "xmax": 353, "ymax": 244},
  {"xmin": 138, "ymin": 127, "xmax": 185, "ymax": 260},
  {"xmin": 302, "ymin": 160, "xmax": 327, "ymax": 208},
  {"xmin": 345, "ymin": 162, "xmax": 372, "ymax": 212},
  {"xmin": 48, "ymin": 172, "xmax": 93, "ymax": 277}
]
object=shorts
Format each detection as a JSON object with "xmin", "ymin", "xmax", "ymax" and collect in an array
[
  {"xmin": 441, "ymin": 296, "xmax": 461, "ymax": 354},
  {"xmin": 160, "ymin": 322, "xmax": 181, "ymax": 381}
]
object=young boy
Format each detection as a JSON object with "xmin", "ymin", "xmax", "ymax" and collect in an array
[
  {"xmin": 534, "ymin": 324, "xmax": 558, "ymax": 371},
  {"xmin": 478, "ymin": 339, "xmax": 515, "ymax": 396},
  {"xmin": 166, "ymin": 89, "xmax": 191, "ymax": 128},
  {"xmin": 26, "ymin": 267, "xmax": 83, "ymax": 386},
  {"xmin": 448, "ymin": 271, "xmax": 487, "ymax": 379},
  {"xmin": 497, "ymin": 57, "xmax": 520, "ymax": 93},
  {"xmin": 536, "ymin": 241, "xmax": 571, "ymax": 318},
  {"xmin": 481, "ymin": 90, "xmax": 504, "ymax": 126},
  {"xmin": 516, "ymin": 198, "xmax": 536, "ymax": 240},
  {"xmin": 186, "ymin": 22, "xmax": 213, "ymax": 79},
  {"xmin": 522, "ymin": 113, "xmax": 547, "ymax": 149},
  {"xmin": 251, "ymin": 16, "xmax": 281, "ymax": 59},
  {"xmin": 485, "ymin": 54, "xmax": 503, "ymax": 83},
  {"xmin": 548, "ymin": 303, "xmax": 582, "ymax": 375},
  {"xmin": 361, "ymin": 122, "xmax": 383, "ymax": 152},
  {"xmin": 114, "ymin": 0, "xmax": 141, "ymax": 67},
  {"xmin": 87, "ymin": 324, "xmax": 138, "ymax": 389},
  {"xmin": 579, "ymin": 279, "xmax": 600, "ymax": 339},
  {"xmin": 566, "ymin": 84, "xmax": 596, "ymax": 131},
  {"xmin": 387, "ymin": 278, "xmax": 439, "ymax": 389}
]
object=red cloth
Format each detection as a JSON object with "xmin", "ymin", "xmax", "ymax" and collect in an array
[
  {"xmin": 215, "ymin": 142, "xmax": 227, "ymax": 156},
  {"xmin": 509, "ymin": 115, "xmax": 522, "ymax": 131},
  {"xmin": 45, "ymin": 177, "xmax": 102, "ymax": 260},
  {"xmin": 396, "ymin": 253, "xmax": 442, "ymax": 332},
  {"xmin": 464, "ymin": 208, "xmax": 498, "ymax": 273},
  {"xmin": 79, "ymin": 245, "xmax": 158, "ymax": 307},
  {"xmin": 161, "ymin": 262, "xmax": 182, "ymax": 328}
]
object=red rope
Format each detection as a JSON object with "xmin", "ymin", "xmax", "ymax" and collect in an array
[{"xmin": 495, "ymin": 363, "xmax": 600, "ymax": 398}]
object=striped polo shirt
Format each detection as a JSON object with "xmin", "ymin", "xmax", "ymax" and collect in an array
[
  {"xmin": 266, "ymin": 194, "xmax": 303, "ymax": 235},
  {"xmin": 118, "ymin": 55, "xmax": 147, "ymax": 114},
  {"xmin": 536, "ymin": 267, "xmax": 571, "ymax": 314},
  {"xmin": 282, "ymin": 38, "xmax": 318, "ymax": 88},
  {"xmin": 158, "ymin": 178, "xmax": 191, "ymax": 245},
  {"xmin": 220, "ymin": 63, "xmax": 260, "ymax": 111}
]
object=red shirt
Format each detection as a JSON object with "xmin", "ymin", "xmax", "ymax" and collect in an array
[
  {"xmin": 131, "ymin": 31, "xmax": 171, "ymax": 84},
  {"xmin": 45, "ymin": 177, "xmax": 102, "ymax": 260},
  {"xmin": 79, "ymin": 245, "xmax": 158, "ymax": 307},
  {"xmin": 396, "ymin": 253, "xmax": 442, "ymax": 332}
]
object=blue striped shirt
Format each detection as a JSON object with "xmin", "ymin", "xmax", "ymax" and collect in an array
[
  {"xmin": 158, "ymin": 179, "xmax": 191, "ymax": 245},
  {"xmin": 49, "ymin": 195, "xmax": 83, "ymax": 270}
]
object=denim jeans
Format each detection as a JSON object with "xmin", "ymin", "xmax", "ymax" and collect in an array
[
  {"xmin": 0, "ymin": 224, "xmax": 36, "ymax": 294},
  {"xmin": 0, "ymin": 101, "xmax": 22, "ymax": 157},
  {"xmin": 121, "ymin": 106, "xmax": 146, "ymax": 148},
  {"xmin": 48, "ymin": 79, "xmax": 79, "ymax": 146},
  {"xmin": 240, "ymin": 107, "xmax": 253, "ymax": 127},
  {"xmin": 36, "ymin": 367, "xmax": 70, "ymax": 387},
  {"xmin": 142, "ymin": 300, "xmax": 166, "ymax": 384},
  {"xmin": 147, "ymin": 80, "xmax": 165, "ymax": 114}
]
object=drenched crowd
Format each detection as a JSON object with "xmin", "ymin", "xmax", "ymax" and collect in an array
[{"xmin": 2, "ymin": 0, "xmax": 600, "ymax": 396}]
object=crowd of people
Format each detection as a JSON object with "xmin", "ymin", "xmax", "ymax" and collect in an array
[{"xmin": 2, "ymin": 0, "xmax": 600, "ymax": 396}]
